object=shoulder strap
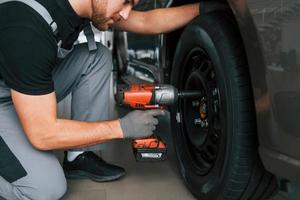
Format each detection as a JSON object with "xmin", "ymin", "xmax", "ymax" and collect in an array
[
  {"xmin": 83, "ymin": 24, "xmax": 97, "ymax": 52},
  {"xmin": 0, "ymin": 0, "xmax": 58, "ymax": 34},
  {"xmin": 0, "ymin": 0, "xmax": 97, "ymax": 52}
]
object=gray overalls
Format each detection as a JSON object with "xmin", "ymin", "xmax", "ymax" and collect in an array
[{"xmin": 0, "ymin": 0, "xmax": 113, "ymax": 199}]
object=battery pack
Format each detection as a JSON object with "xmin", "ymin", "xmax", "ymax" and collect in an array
[{"xmin": 132, "ymin": 137, "xmax": 167, "ymax": 162}]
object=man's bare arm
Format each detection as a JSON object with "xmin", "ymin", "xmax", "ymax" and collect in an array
[
  {"xmin": 11, "ymin": 90, "xmax": 124, "ymax": 151},
  {"xmin": 114, "ymin": 3, "xmax": 199, "ymax": 34}
]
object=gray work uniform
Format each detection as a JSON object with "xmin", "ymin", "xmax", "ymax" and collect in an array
[{"xmin": 0, "ymin": 1, "xmax": 113, "ymax": 199}]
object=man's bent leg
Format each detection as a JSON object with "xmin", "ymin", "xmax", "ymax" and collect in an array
[
  {"xmin": 53, "ymin": 43, "xmax": 125, "ymax": 182},
  {"xmin": 0, "ymin": 106, "xmax": 66, "ymax": 200},
  {"xmin": 53, "ymin": 43, "xmax": 113, "ymax": 151}
]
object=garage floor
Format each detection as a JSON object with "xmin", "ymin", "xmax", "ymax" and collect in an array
[
  {"xmin": 60, "ymin": 112, "xmax": 196, "ymax": 200},
  {"xmin": 61, "ymin": 141, "xmax": 196, "ymax": 200}
]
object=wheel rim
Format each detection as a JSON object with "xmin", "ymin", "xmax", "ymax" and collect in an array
[{"xmin": 180, "ymin": 47, "xmax": 223, "ymax": 176}]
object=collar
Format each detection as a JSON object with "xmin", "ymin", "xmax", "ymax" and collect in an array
[
  {"xmin": 56, "ymin": 0, "xmax": 85, "ymax": 30},
  {"xmin": 53, "ymin": 0, "xmax": 87, "ymax": 44}
]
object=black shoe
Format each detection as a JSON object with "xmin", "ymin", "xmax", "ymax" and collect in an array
[{"xmin": 63, "ymin": 151, "xmax": 125, "ymax": 182}]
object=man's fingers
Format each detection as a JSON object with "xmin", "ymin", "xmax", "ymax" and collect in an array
[{"xmin": 146, "ymin": 109, "xmax": 165, "ymax": 117}]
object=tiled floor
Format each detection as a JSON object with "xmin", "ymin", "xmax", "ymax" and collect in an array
[
  {"xmin": 61, "ymin": 140, "xmax": 196, "ymax": 200},
  {"xmin": 61, "ymin": 113, "xmax": 196, "ymax": 200}
]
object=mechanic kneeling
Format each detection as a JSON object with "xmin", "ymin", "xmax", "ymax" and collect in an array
[{"xmin": 0, "ymin": 0, "xmax": 200, "ymax": 199}]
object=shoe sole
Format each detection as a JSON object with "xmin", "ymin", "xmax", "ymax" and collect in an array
[{"xmin": 64, "ymin": 170, "xmax": 125, "ymax": 182}]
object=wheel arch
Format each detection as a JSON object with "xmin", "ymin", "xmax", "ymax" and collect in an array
[{"xmin": 166, "ymin": 0, "xmax": 266, "ymax": 93}]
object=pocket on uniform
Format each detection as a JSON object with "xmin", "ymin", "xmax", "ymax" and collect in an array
[{"xmin": 0, "ymin": 136, "xmax": 27, "ymax": 183}]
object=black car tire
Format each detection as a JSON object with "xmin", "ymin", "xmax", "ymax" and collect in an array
[{"xmin": 170, "ymin": 13, "xmax": 277, "ymax": 200}]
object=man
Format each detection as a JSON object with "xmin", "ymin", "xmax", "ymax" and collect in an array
[{"xmin": 0, "ymin": 0, "xmax": 200, "ymax": 199}]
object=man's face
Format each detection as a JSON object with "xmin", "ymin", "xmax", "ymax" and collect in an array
[{"xmin": 91, "ymin": 0, "xmax": 138, "ymax": 31}]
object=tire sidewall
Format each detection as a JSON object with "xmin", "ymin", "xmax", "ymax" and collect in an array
[{"xmin": 170, "ymin": 14, "xmax": 242, "ymax": 199}]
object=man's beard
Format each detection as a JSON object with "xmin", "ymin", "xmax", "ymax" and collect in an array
[
  {"xmin": 91, "ymin": 14, "xmax": 109, "ymax": 30},
  {"xmin": 91, "ymin": 0, "xmax": 109, "ymax": 30}
]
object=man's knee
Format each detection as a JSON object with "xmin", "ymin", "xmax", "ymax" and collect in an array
[
  {"xmin": 13, "ymin": 173, "xmax": 67, "ymax": 200},
  {"xmin": 94, "ymin": 43, "xmax": 113, "ymax": 71}
]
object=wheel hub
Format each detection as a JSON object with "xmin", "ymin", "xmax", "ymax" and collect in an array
[{"xmin": 180, "ymin": 48, "xmax": 222, "ymax": 175}]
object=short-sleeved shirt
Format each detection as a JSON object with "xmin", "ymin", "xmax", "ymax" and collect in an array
[{"xmin": 0, "ymin": 0, "xmax": 86, "ymax": 95}]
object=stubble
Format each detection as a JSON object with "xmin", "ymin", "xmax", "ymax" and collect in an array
[{"xmin": 91, "ymin": 0, "xmax": 109, "ymax": 30}]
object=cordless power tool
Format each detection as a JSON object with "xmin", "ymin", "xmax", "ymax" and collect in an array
[{"xmin": 117, "ymin": 84, "xmax": 203, "ymax": 162}]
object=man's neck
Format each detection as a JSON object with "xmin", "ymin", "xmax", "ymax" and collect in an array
[{"xmin": 68, "ymin": 0, "xmax": 92, "ymax": 18}]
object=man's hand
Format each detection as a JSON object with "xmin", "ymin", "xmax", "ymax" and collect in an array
[{"xmin": 120, "ymin": 110, "xmax": 165, "ymax": 139}]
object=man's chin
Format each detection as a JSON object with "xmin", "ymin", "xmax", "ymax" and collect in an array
[
  {"xmin": 93, "ymin": 24, "xmax": 109, "ymax": 31},
  {"xmin": 91, "ymin": 20, "xmax": 110, "ymax": 31},
  {"xmin": 96, "ymin": 24, "xmax": 113, "ymax": 31}
]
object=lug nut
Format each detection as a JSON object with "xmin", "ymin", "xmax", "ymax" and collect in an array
[
  {"xmin": 194, "ymin": 118, "xmax": 202, "ymax": 125},
  {"xmin": 211, "ymin": 133, "xmax": 219, "ymax": 143},
  {"xmin": 192, "ymin": 101, "xmax": 200, "ymax": 107},
  {"xmin": 194, "ymin": 118, "xmax": 209, "ymax": 128},
  {"xmin": 212, "ymin": 88, "xmax": 218, "ymax": 96},
  {"xmin": 201, "ymin": 120, "xmax": 209, "ymax": 128}
]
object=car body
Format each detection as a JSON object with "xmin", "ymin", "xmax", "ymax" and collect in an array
[{"xmin": 230, "ymin": 0, "xmax": 300, "ymax": 183}]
